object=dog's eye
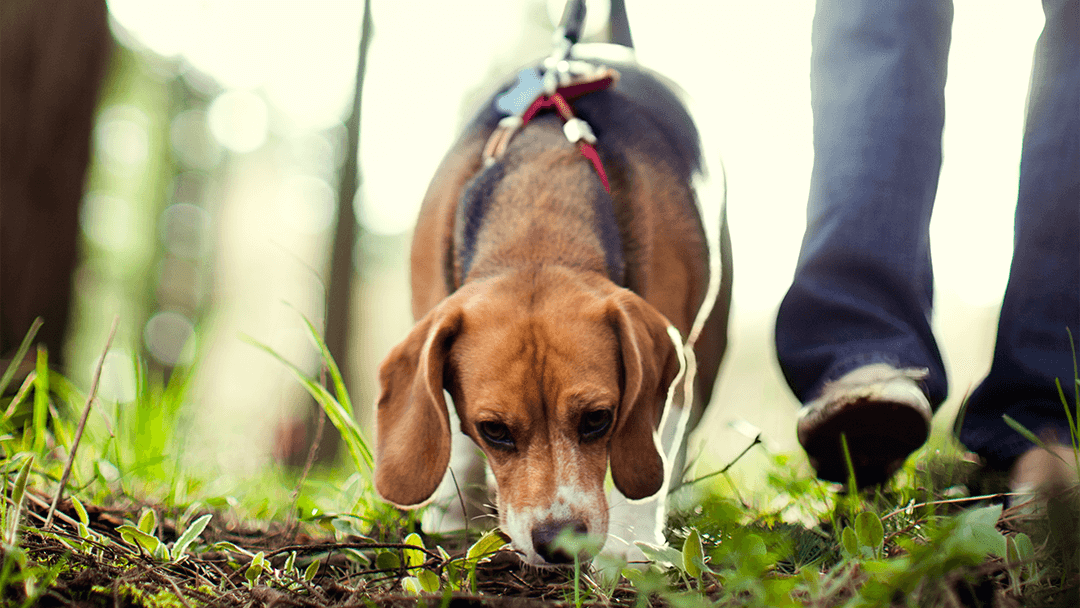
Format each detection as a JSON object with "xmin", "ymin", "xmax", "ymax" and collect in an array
[
  {"xmin": 477, "ymin": 421, "xmax": 515, "ymax": 449},
  {"xmin": 579, "ymin": 409, "xmax": 613, "ymax": 441}
]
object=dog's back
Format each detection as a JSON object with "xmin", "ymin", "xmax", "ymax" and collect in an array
[{"xmin": 434, "ymin": 60, "xmax": 712, "ymax": 336}]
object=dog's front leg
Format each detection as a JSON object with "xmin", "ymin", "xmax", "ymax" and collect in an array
[
  {"xmin": 604, "ymin": 488, "xmax": 666, "ymax": 565},
  {"xmin": 605, "ymin": 412, "xmax": 693, "ymax": 564}
]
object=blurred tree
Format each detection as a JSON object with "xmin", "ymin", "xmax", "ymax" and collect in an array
[
  {"xmin": 288, "ymin": 0, "xmax": 373, "ymax": 465},
  {"xmin": 0, "ymin": 0, "xmax": 111, "ymax": 376}
]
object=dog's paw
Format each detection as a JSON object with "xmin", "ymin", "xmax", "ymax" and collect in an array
[{"xmin": 604, "ymin": 489, "xmax": 666, "ymax": 566}]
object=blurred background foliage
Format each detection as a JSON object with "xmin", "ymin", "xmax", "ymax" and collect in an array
[{"xmin": 2, "ymin": 0, "xmax": 1044, "ymax": 494}]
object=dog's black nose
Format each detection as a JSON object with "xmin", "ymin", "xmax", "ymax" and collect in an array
[{"xmin": 531, "ymin": 520, "xmax": 588, "ymax": 564}]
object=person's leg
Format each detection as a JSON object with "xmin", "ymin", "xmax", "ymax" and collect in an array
[
  {"xmin": 957, "ymin": 0, "xmax": 1079, "ymax": 473},
  {"xmin": 775, "ymin": 0, "xmax": 954, "ymax": 485}
]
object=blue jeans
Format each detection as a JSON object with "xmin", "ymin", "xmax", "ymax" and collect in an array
[{"xmin": 775, "ymin": 0, "xmax": 1079, "ymax": 469}]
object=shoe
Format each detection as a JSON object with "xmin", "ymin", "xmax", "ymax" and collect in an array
[
  {"xmin": 1008, "ymin": 430, "xmax": 1078, "ymax": 510},
  {"xmin": 797, "ymin": 363, "xmax": 932, "ymax": 488}
]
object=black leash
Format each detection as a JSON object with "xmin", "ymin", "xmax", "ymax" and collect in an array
[
  {"xmin": 555, "ymin": 0, "xmax": 588, "ymax": 45},
  {"xmin": 608, "ymin": 0, "xmax": 634, "ymax": 49}
]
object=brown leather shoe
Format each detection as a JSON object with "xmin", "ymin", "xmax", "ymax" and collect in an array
[{"xmin": 797, "ymin": 364, "xmax": 932, "ymax": 488}]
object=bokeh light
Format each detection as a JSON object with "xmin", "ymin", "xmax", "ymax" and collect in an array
[
  {"xmin": 170, "ymin": 109, "xmax": 223, "ymax": 170},
  {"xmin": 80, "ymin": 193, "xmax": 137, "ymax": 253},
  {"xmin": 97, "ymin": 348, "xmax": 137, "ymax": 404},
  {"xmin": 143, "ymin": 310, "xmax": 195, "ymax": 367},
  {"xmin": 93, "ymin": 105, "xmax": 150, "ymax": 173},
  {"xmin": 159, "ymin": 203, "xmax": 211, "ymax": 259},
  {"xmin": 207, "ymin": 90, "xmax": 269, "ymax": 154},
  {"xmin": 274, "ymin": 174, "xmax": 337, "ymax": 236}
]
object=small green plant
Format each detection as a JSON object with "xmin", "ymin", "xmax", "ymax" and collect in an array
[
  {"xmin": 1005, "ymin": 532, "xmax": 1036, "ymax": 595},
  {"xmin": 840, "ymin": 511, "xmax": 884, "ymax": 561},
  {"xmin": 460, "ymin": 528, "xmax": 509, "ymax": 593},
  {"xmin": 2, "ymin": 454, "xmax": 65, "ymax": 608},
  {"xmin": 244, "ymin": 551, "xmax": 268, "ymax": 587},
  {"xmin": 116, "ymin": 508, "xmax": 213, "ymax": 562},
  {"xmin": 400, "ymin": 532, "xmax": 440, "ymax": 594},
  {"xmin": 681, "ymin": 527, "xmax": 708, "ymax": 584}
]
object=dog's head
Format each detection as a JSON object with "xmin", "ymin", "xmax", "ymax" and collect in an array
[{"xmin": 375, "ymin": 267, "xmax": 681, "ymax": 565}]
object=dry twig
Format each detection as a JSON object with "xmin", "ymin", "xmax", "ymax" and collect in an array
[{"xmin": 44, "ymin": 315, "xmax": 119, "ymax": 528}]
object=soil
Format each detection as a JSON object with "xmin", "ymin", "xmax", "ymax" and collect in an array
[
  {"xmin": 6, "ymin": 491, "xmax": 645, "ymax": 607},
  {"xmin": 7, "ymin": 487, "xmax": 1079, "ymax": 607}
]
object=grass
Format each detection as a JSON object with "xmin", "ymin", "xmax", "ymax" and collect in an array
[{"xmin": 1, "ymin": 318, "xmax": 1078, "ymax": 607}]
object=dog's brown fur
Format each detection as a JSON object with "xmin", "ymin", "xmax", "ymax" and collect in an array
[{"xmin": 375, "ymin": 61, "xmax": 731, "ymax": 563}]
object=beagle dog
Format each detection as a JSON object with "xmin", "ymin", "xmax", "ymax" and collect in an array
[{"xmin": 374, "ymin": 45, "xmax": 732, "ymax": 565}]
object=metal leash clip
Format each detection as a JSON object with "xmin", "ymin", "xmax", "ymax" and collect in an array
[{"xmin": 543, "ymin": 0, "xmax": 588, "ymax": 94}]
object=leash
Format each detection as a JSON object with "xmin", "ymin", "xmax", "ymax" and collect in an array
[{"xmin": 482, "ymin": 0, "xmax": 617, "ymax": 192}]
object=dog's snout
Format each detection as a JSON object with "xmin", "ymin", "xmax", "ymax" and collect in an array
[{"xmin": 531, "ymin": 519, "xmax": 588, "ymax": 564}]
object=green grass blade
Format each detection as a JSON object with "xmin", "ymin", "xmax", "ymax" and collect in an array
[
  {"xmin": 1001, "ymin": 414, "xmax": 1077, "ymax": 467},
  {"xmin": 6, "ymin": 456, "xmax": 34, "ymax": 545},
  {"xmin": 0, "ymin": 318, "xmax": 42, "ymax": 396},
  {"xmin": 71, "ymin": 496, "xmax": 89, "ymax": 527},
  {"xmin": 172, "ymin": 513, "xmax": 212, "ymax": 561},
  {"xmin": 1002, "ymin": 415, "xmax": 1050, "ymax": 451},
  {"xmin": 1068, "ymin": 328, "xmax": 1079, "ymax": 462},
  {"xmin": 1069, "ymin": 327, "xmax": 1077, "ymax": 407},
  {"xmin": 47, "ymin": 373, "xmax": 87, "ymax": 415},
  {"xmin": 1, "ymin": 372, "xmax": 36, "ymax": 426},
  {"xmin": 1057, "ymin": 379, "xmax": 1078, "ymax": 450},
  {"xmin": 32, "ymin": 348, "xmax": 49, "ymax": 454},
  {"xmin": 839, "ymin": 432, "xmax": 859, "ymax": 517},
  {"xmin": 294, "ymin": 309, "xmax": 379, "ymax": 472},
  {"xmin": 242, "ymin": 335, "xmax": 373, "ymax": 473},
  {"xmin": 291, "ymin": 307, "xmax": 353, "ymax": 416}
]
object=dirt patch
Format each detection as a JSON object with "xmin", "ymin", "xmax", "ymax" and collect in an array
[
  {"xmin": 7, "ymin": 486, "xmax": 1080, "ymax": 607},
  {"xmin": 6, "ymin": 493, "xmax": 648, "ymax": 607}
]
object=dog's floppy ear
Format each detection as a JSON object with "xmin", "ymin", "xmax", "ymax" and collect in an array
[
  {"xmin": 607, "ymin": 290, "xmax": 682, "ymax": 500},
  {"xmin": 375, "ymin": 300, "xmax": 463, "ymax": 507}
]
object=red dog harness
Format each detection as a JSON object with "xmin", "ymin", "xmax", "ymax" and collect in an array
[{"xmin": 482, "ymin": 63, "xmax": 618, "ymax": 192}]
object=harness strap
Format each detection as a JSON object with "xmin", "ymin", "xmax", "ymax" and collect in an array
[{"xmin": 483, "ymin": 66, "xmax": 618, "ymax": 193}]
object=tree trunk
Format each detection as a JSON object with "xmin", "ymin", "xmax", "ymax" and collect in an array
[
  {"xmin": 300, "ymin": 0, "xmax": 374, "ymax": 464},
  {"xmin": 0, "ymin": 0, "xmax": 111, "ymax": 373}
]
